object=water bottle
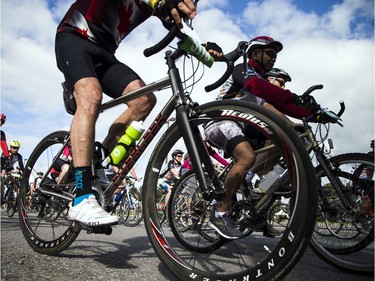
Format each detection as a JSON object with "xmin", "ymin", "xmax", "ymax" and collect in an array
[
  {"xmin": 258, "ymin": 164, "xmax": 286, "ymax": 193},
  {"xmin": 179, "ymin": 36, "xmax": 214, "ymax": 67},
  {"xmin": 107, "ymin": 121, "xmax": 145, "ymax": 166}
]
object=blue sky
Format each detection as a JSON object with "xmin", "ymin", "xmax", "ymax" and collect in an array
[{"xmin": 1, "ymin": 0, "xmax": 374, "ymax": 175}]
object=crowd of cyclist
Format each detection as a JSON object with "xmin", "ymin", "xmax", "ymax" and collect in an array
[{"xmin": 0, "ymin": 113, "xmax": 24, "ymax": 206}]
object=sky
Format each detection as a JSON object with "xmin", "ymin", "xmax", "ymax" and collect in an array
[{"xmin": 1, "ymin": 0, "xmax": 374, "ymax": 177}]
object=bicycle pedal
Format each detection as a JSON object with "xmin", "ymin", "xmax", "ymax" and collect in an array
[{"xmin": 85, "ymin": 225, "xmax": 113, "ymax": 235}]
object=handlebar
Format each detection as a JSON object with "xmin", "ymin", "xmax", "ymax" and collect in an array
[
  {"xmin": 301, "ymin": 84, "xmax": 323, "ymax": 98},
  {"xmin": 144, "ymin": 25, "xmax": 179, "ymax": 58},
  {"xmin": 205, "ymin": 41, "xmax": 248, "ymax": 92},
  {"xmin": 143, "ymin": 21, "xmax": 247, "ymax": 93},
  {"xmin": 302, "ymin": 84, "xmax": 345, "ymax": 126}
]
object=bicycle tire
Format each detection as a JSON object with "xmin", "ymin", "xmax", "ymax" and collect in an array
[
  {"xmin": 118, "ymin": 197, "xmax": 130, "ymax": 223},
  {"xmin": 143, "ymin": 100, "xmax": 317, "ymax": 281},
  {"xmin": 122, "ymin": 190, "xmax": 143, "ymax": 227},
  {"xmin": 168, "ymin": 170, "xmax": 226, "ymax": 253},
  {"xmin": 18, "ymin": 130, "xmax": 80, "ymax": 255},
  {"xmin": 311, "ymin": 153, "xmax": 374, "ymax": 275},
  {"xmin": 6, "ymin": 200, "xmax": 16, "ymax": 217}
]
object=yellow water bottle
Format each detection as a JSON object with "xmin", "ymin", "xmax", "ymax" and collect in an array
[{"xmin": 107, "ymin": 121, "xmax": 145, "ymax": 166}]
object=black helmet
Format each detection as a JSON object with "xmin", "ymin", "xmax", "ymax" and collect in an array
[
  {"xmin": 246, "ymin": 36, "xmax": 283, "ymax": 57},
  {"xmin": 265, "ymin": 68, "xmax": 292, "ymax": 82},
  {"xmin": 371, "ymin": 139, "xmax": 374, "ymax": 149},
  {"xmin": 171, "ymin": 149, "xmax": 184, "ymax": 157}
]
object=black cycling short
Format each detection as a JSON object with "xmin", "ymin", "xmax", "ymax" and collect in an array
[{"xmin": 55, "ymin": 31, "xmax": 141, "ymax": 98}]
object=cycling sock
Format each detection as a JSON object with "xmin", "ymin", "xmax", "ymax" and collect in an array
[{"xmin": 73, "ymin": 166, "xmax": 93, "ymax": 206}]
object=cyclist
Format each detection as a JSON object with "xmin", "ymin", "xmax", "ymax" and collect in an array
[
  {"xmin": 1, "ymin": 113, "xmax": 10, "ymax": 173},
  {"xmin": 245, "ymin": 68, "xmax": 297, "ymax": 193},
  {"xmin": 55, "ymin": 0, "xmax": 223, "ymax": 226},
  {"xmin": 50, "ymin": 145, "xmax": 73, "ymax": 184},
  {"xmin": 1, "ymin": 113, "xmax": 10, "ymax": 204},
  {"xmin": 158, "ymin": 149, "xmax": 184, "ymax": 209},
  {"xmin": 205, "ymin": 36, "xmax": 318, "ymax": 239},
  {"xmin": 2, "ymin": 141, "xmax": 24, "ymax": 203},
  {"xmin": 2, "ymin": 141, "xmax": 24, "ymax": 175}
]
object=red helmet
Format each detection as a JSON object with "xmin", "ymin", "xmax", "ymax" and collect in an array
[
  {"xmin": 246, "ymin": 36, "xmax": 283, "ymax": 56},
  {"xmin": 0, "ymin": 113, "xmax": 6, "ymax": 125}
]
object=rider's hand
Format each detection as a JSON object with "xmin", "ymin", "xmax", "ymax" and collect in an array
[
  {"xmin": 156, "ymin": 0, "xmax": 197, "ymax": 28},
  {"xmin": 292, "ymin": 95, "xmax": 320, "ymax": 113},
  {"xmin": 203, "ymin": 42, "xmax": 223, "ymax": 60}
]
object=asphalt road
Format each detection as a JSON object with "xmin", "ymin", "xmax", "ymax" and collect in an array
[{"xmin": 1, "ymin": 210, "xmax": 373, "ymax": 281}]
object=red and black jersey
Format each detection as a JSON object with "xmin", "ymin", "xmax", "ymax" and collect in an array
[
  {"xmin": 242, "ymin": 60, "xmax": 313, "ymax": 119},
  {"xmin": 57, "ymin": 0, "xmax": 153, "ymax": 53},
  {"xmin": 0, "ymin": 130, "xmax": 10, "ymax": 158}
]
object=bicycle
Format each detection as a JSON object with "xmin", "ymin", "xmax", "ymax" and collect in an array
[
  {"xmin": 3, "ymin": 172, "xmax": 21, "ymax": 217},
  {"xmin": 115, "ymin": 176, "xmax": 143, "ymax": 227},
  {"xmin": 18, "ymin": 24, "xmax": 318, "ymax": 280},
  {"xmin": 168, "ymin": 83, "xmax": 373, "ymax": 275}
]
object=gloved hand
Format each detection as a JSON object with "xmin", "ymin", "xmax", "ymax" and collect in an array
[
  {"xmin": 203, "ymin": 42, "xmax": 223, "ymax": 60},
  {"xmin": 155, "ymin": 0, "xmax": 197, "ymax": 28},
  {"xmin": 292, "ymin": 95, "xmax": 320, "ymax": 113},
  {"xmin": 203, "ymin": 42, "xmax": 223, "ymax": 54}
]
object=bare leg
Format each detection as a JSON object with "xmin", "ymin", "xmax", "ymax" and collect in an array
[
  {"xmin": 102, "ymin": 79, "xmax": 156, "ymax": 151},
  {"xmin": 217, "ymin": 141, "xmax": 256, "ymax": 212},
  {"xmin": 251, "ymin": 141, "xmax": 281, "ymax": 177},
  {"xmin": 71, "ymin": 77, "xmax": 103, "ymax": 168},
  {"xmin": 56, "ymin": 164, "xmax": 70, "ymax": 184}
]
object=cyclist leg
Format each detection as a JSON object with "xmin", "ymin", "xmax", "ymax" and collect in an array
[{"xmin": 55, "ymin": 32, "xmax": 118, "ymax": 226}]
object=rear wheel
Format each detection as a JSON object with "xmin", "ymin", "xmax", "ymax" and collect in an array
[
  {"xmin": 18, "ymin": 131, "xmax": 80, "ymax": 255},
  {"xmin": 143, "ymin": 100, "xmax": 317, "ymax": 280}
]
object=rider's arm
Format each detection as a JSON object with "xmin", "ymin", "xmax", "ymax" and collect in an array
[
  {"xmin": 0, "ymin": 131, "xmax": 10, "ymax": 158},
  {"xmin": 170, "ymin": 167, "xmax": 180, "ymax": 180},
  {"xmin": 17, "ymin": 153, "xmax": 24, "ymax": 173},
  {"xmin": 130, "ymin": 167, "xmax": 141, "ymax": 182},
  {"xmin": 242, "ymin": 75, "xmax": 312, "ymax": 119}
]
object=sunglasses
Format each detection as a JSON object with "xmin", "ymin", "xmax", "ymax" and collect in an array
[
  {"xmin": 11, "ymin": 147, "xmax": 19, "ymax": 150},
  {"xmin": 273, "ymin": 78, "xmax": 285, "ymax": 87},
  {"xmin": 263, "ymin": 50, "xmax": 277, "ymax": 59},
  {"xmin": 176, "ymin": 155, "xmax": 182, "ymax": 158}
]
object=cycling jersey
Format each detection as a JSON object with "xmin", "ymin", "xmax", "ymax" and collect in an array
[
  {"xmin": 159, "ymin": 160, "xmax": 181, "ymax": 181},
  {"xmin": 242, "ymin": 60, "xmax": 312, "ymax": 119},
  {"xmin": 57, "ymin": 0, "xmax": 154, "ymax": 53},
  {"xmin": 2, "ymin": 152, "xmax": 24, "ymax": 173}
]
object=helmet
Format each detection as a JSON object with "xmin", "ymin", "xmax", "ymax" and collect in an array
[
  {"xmin": 246, "ymin": 36, "xmax": 283, "ymax": 57},
  {"xmin": 371, "ymin": 140, "xmax": 374, "ymax": 149},
  {"xmin": 10, "ymin": 140, "xmax": 21, "ymax": 148},
  {"xmin": 265, "ymin": 68, "xmax": 292, "ymax": 82},
  {"xmin": 0, "ymin": 113, "xmax": 6, "ymax": 125},
  {"xmin": 171, "ymin": 149, "xmax": 184, "ymax": 157}
]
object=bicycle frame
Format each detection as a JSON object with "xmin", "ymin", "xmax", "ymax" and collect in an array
[
  {"xmin": 37, "ymin": 49, "xmax": 218, "ymax": 208},
  {"xmin": 245, "ymin": 121, "xmax": 357, "ymax": 212}
]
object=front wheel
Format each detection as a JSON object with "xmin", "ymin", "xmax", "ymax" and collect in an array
[
  {"xmin": 311, "ymin": 153, "xmax": 374, "ymax": 275},
  {"xmin": 122, "ymin": 189, "xmax": 143, "ymax": 227},
  {"xmin": 142, "ymin": 100, "xmax": 318, "ymax": 281}
]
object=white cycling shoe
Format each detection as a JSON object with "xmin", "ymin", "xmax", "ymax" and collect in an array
[{"xmin": 68, "ymin": 195, "xmax": 118, "ymax": 226}]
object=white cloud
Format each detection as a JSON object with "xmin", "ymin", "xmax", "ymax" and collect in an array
[{"xmin": 1, "ymin": 0, "xmax": 373, "ymax": 170}]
